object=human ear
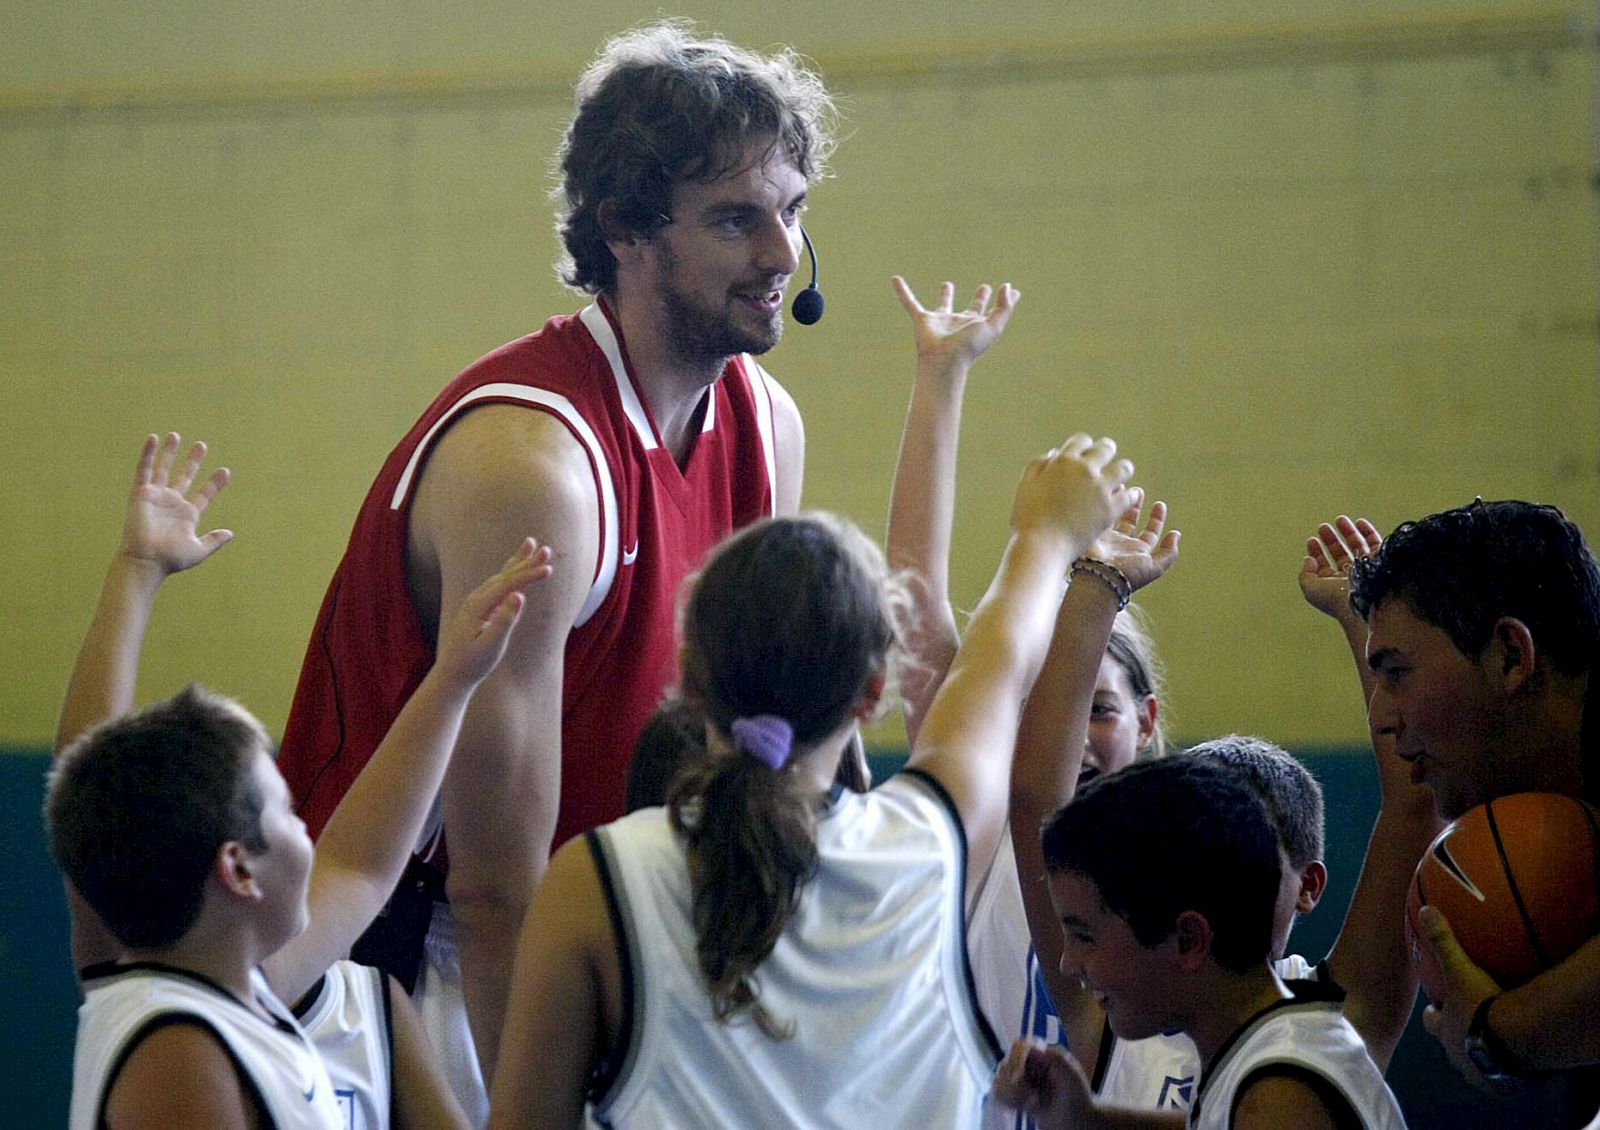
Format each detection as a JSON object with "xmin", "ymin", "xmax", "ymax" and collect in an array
[
  {"xmin": 1136, "ymin": 695, "xmax": 1159, "ymax": 751},
  {"xmin": 599, "ymin": 200, "xmax": 649, "ymax": 259},
  {"xmin": 1296, "ymin": 861, "xmax": 1328, "ymax": 914},
  {"xmin": 1173, "ymin": 910, "xmax": 1213, "ymax": 972},
  {"xmin": 1487, "ymin": 617, "xmax": 1537, "ymax": 695},
  {"xmin": 215, "ymin": 842, "xmax": 262, "ymax": 902},
  {"xmin": 853, "ymin": 665, "xmax": 888, "ymax": 721}
]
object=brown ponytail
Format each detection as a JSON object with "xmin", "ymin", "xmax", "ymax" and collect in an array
[{"xmin": 670, "ymin": 514, "xmax": 896, "ymax": 1037}]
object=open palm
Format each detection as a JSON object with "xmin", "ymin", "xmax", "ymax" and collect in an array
[
  {"xmin": 120, "ymin": 433, "xmax": 233, "ymax": 575},
  {"xmin": 1086, "ymin": 490, "xmax": 1180, "ymax": 594}
]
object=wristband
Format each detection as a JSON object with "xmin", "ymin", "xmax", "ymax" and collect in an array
[
  {"xmin": 1465, "ymin": 994, "xmax": 1532, "ymax": 1093},
  {"xmin": 1070, "ymin": 557, "xmax": 1132, "ymax": 611}
]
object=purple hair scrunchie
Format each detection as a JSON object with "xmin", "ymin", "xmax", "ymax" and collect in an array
[{"xmin": 731, "ymin": 715, "xmax": 794, "ymax": 771}]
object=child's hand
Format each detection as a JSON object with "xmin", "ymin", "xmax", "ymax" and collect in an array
[
  {"xmin": 433, "ymin": 538, "xmax": 554, "ymax": 687},
  {"xmin": 892, "ymin": 276, "xmax": 1019, "ymax": 376},
  {"xmin": 1010, "ymin": 434, "xmax": 1134, "ymax": 559},
  {"xmin": 1085, "ymin": 489, "xmax": 1181, "ymax": 595},
  {"xmin": 992, "ymin": 1038, "xmax": 1093, "ymax": 1129},
  {"xmin": 119, "ymin": 433, "xmax": 233, "ymax": 577},
  {"xmin": 1299, "ymin": 515, "xmax": 1382, "ymax": 625}
]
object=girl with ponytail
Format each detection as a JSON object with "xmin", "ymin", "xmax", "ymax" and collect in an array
[{"xmin": 491, "ymin": 435, "xmax": 1139, "ymax": 1129}]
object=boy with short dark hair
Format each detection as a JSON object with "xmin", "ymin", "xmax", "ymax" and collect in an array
[
  {"xmin": 49, "ymin": 434, "xmax": 547, "ymax": 1128},
  {"xmin": 995, "ymin": 755, "xmax": 1405, "ymax": 1129}
]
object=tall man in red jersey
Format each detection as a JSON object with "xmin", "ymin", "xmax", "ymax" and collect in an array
[{"xmin": 277, "ymin": 24, "xmax": 832, "ymax": 1119}]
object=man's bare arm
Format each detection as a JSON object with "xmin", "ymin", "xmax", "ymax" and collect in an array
[
  {"xmin": 408, "ymin": 406, "xmax": 599, "ymax": 1081},
  {"xmin": 766, "ymin": 371, "xmax": 805, "ymax": 516}
]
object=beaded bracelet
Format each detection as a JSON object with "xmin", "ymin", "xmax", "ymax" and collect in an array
[{"xmin": 1070, "ymin": 556, "xmax": 1132, "ymax": 611}]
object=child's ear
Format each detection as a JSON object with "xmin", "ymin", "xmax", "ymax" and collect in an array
[
  {"xmin": 1296, "ymin": 860, "xmax": 1329, "ymax": 914},
  {"xmin": 215, "ymin": 841, "xmax": 262, "ymax": 902},
  {"xmin": 1172, "ymin": 910, "xmax": 1213, "ymax": 972},
  {"xmin": 853, "ymin": 665, "xmax": 888, "ymax": 721}
]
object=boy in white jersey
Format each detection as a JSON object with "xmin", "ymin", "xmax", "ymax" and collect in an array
[
  {"xmin": 48, "ymin": 434, "xmax": 544, "ymax": 1128},
  {"xmin": 994, "ymin": 755, "xmax": 1406, "ymax": 1129}
]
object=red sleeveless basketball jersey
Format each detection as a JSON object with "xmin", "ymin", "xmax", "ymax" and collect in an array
[{"xmin": 279, "ymin": 301, "xmax": 783, "ymax": 853}]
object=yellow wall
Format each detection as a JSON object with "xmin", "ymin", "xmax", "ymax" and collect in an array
[{"xmin": 3, "ymin": 3, "xmax": 1594, "ymax": 750}]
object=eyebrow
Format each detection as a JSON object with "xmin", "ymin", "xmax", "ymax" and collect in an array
[{"xmin": 1059, "ymin": 914, "xmax": 1092, "ymax": 931}]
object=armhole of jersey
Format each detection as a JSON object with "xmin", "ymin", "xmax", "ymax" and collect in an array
[
  {"xmin": 98, "ymin": 1014, "xmax": 271, "ymax": 1130},
  {"xmin": 379, "ymin": 970, "xmax": 397, "ymax": 1128},
  {"xmin": 584, "ymin": 827, "xmax": 638, "ymax": 1113},
  {"xmin": 895, "ymin": 768, "xmax": 1004, "ymax": 1062},
  {"xmin": 746, "ymin": 358, "xmax": 783, "ymax": 516},
  {"xmin": 1230, "ymin": 1063, "xmax": 1363, "ymax": 1130},
  {"xmin": 386, "ymin": 381, "xmax": 619, "ymax": 628},
  {"xmin": 1090, "ymin": 1018, "xmax": 1117, "ymax": 1094}
]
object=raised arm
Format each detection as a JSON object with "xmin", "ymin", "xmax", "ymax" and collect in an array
[
  {"xmin": 1010, "ymin": 496, "xmax": 1179, "ymax": 1039},
  {"xmin": 407, "ymin": 406, "xmax": 600, "ymax": 1080},
  {"xmin": 886, "ymin": 277, "xmax": 1019, "ymax": 745},
  {"xmin": 56, "ymin": 433, "xmax": 233, "ymax": 971},
  {"xmin": 1302, "ymin": 517, "xmax": 1442, "ymax": 1070},
  {"xmin": 263, "ymin": 537, "xmax": 551, "ymax": 1004},
  {"xmin": 908, "ymin": 435, "xmax": 1132, "ymax": 900}
]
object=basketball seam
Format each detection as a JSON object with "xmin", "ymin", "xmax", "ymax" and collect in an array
[{"xmin": 1486, "ymin": 797, "xmax": 1553, "ymax": 970}]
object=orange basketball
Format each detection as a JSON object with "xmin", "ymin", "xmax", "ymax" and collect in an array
[{"xmin": 1407, "ymin": 792, "xmax": 1600, "ymax": 1002}]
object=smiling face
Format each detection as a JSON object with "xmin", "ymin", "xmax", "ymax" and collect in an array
[
  {"xmin": 1048, "ymin": 868, "xmax": 1183, "ymax": 1040},
  {"xmin": 649, "ymin": 142, "xmax": 806, "ymax": 368},
  {"xmin": 1365, "ymin": 598, "xmax": 1512, "ymax": 819},
  {"xmin": 1078, "ymin": 653, "xmax": 1158, "ymax": 788}
]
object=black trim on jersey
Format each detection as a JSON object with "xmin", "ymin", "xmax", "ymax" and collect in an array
[
  {"xmin": 897, "ymin": 767, "xmax": 1005, "ymax": 1062},
  {"xmin": 380, "ymin": 970, "xmax": 398, "ymax": 1130},
  {"xmin": 1229, "ymin": 1063, "xmax": 1363, "ymax": 1130},
  {"xmin": 1191, "ymin": 982, "xmax": 1353, "ymax": 1123},
  {"xmin": 289, "ymin": 971, "xmax": 329, "ymax": 1021},
  {"xmin": 585, "ymin": 827, "xmax": 638, "ymax": 1110},
  {"xmin": 96, "ymin": 1013, "xmax": 275, "ymax": 1130},
  {"xmin": 82, "ymin": 961, "xmax": 299, "ymax": 1036},
  {"xmin": 1089, "ymin": 1016, "xmax": 1117, "ymax": 1094}
]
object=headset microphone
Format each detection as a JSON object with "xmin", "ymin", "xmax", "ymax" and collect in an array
[{"xmin": 791, "ymin": 227, "xmax": 825, "ymax": 326}]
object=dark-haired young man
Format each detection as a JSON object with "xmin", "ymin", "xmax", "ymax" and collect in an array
[
  {"xmin": 276, "ymin": 23, "xmax": 835, "ymax": 1116},
  {"xmin": 994, "ymin": 756, "xmax": 1406, "ymax": 1129},
  {"xmin": 1348, "ymin": 499, "xmax": 1600, "ymax": 1097}
]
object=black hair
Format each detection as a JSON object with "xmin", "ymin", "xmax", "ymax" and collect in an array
[{"xmin": 1040, "ymin": 755, "xmax": 1281, "ymax": 973}]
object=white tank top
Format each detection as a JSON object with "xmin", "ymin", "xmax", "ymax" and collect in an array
[
  {"xmin": 1190, "ymin": 983, "xmax": 1405, "ymax": 1130},
  {"xmin": 589, "ymin": 772, "xmax": 1000, "ymax": 1129},
  {"xmin": 71, "ymin": 962, "xmax": 342, "ymax": 1129},
  {"xmin": 1094, "ymin": 955, "xmax": 1318, "ymax": 1115},
  {"xmin": 294, "ymin": 961, "xmax": 392, "ymax": 1130}
]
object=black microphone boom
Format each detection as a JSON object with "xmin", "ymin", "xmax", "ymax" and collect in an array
[{"xmin": 791, "ymin": 227, "xmax": 825, "ymax": 326}]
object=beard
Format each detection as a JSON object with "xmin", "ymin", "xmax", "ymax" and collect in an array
[{"xmin": 656, "ymin": 244, "xmax": 784, "ymax": 370}]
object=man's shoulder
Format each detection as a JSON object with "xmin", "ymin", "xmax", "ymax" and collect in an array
[{"xmin": 451, "ymin": 307, "xmax": 603, "ymax": 390}]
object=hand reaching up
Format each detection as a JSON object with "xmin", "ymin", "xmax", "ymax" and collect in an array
[
  {"xmin": 1299, "ymin": 515, "xmax": 1383, "ymax": 626},
  {"xmin": 892, "ymin": 276, "xmax": 1019, "ymax": 376},
  {"xmin": 1010, "ymin": 434, "xmax": 1134, "ymax": 561},
  {"xmin": 433, "ymin": 537, "xmax": 554, "ymax": 688},
  {"xmin": 119, "ymin": 433, "xmax": 233, "ymax": 577},
  {"xmin": 1086, "ymin": 488, "xmax": 1181, "ymax": 595}
]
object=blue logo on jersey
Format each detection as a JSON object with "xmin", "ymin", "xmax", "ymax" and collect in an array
[{"xmin": 1157, "ymin": 1074, "xmax": 1195, "ymax": 1109}]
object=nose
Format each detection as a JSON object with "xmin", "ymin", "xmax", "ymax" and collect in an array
[
  {"xmin": 1366, "ymin": 682, "xmax": 1401, "ymax": 743},
  {"xmin": 756, "ymin": 215, "xmax": 802, "ymax": 279}
]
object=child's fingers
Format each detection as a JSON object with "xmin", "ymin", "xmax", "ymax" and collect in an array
[
  {"xmin": 150, "ymin": 432, "xmax": 181, "ymax": 487},
  {"xmin": 133, "ymin": 434, "xmax": 159, "ymax": 488},
  {"xmin": 191, "ymin": 467, "xmax": 231, "ymax": 514},
  {"xmin": 171, "ymin": 440, "xmax": 208, "ymax": 496}
]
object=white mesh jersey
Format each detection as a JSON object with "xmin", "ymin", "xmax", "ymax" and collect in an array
[
  {"xmin": 294, "ymin": 961, "xmax": 392, "ymax": 1130},
  {"xmin": 71, "ymin": 962, "xmax": 342, "ymax": 1129},
  {"xmin": 587, "ymin": 770, "xmax": 1001, "ymax": 1129},
  {"xmin": 1190, "ymin": 981, "xmax": 1405, "ymax": 1130},
  {"xmin": 968, "ymin": 830, "xmax": 1069, "ymax": 1130},
  {"xmin": 1094, "ymin": 954, "xmax": 1318, "ymax": 1115}
]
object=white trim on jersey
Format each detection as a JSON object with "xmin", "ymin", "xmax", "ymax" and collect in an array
[
  {"xmin": 748, "ymin": 359, "xmax": 784, "ymax": 516},
  {"xmin": 580, "ymin": 304, "xmax": 659, "ymax": 452},
  {"xmin": 386, "ymin": 380, "xmax": 619, "ymax": 629}
]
